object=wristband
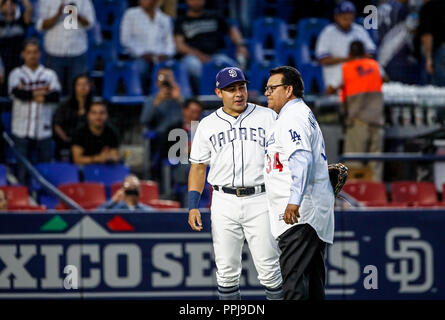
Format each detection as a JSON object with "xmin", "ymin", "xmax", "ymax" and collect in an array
[{"xmin": 188, "ymin": 190, "xmax": 201, "ymax": 210}]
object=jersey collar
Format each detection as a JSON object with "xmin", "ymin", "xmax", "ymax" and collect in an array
[
  {"xmin": 217, "ymin": 103, "xmax": 253, "ymax": 123},
  {"xmin": 23, "ymin": 64, "xmax": 44, "ymax": 75},
  {"xmin": 277, "ymin": 98, "xmax": 301, "ymax": 119}
]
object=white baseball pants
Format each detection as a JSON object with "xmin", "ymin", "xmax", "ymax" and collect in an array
[{"xmin": 210, "ymin": 190, "xmax": 282, "ymax": 289}]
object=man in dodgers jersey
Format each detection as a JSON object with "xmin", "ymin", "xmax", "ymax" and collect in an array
[
  {"xmin": 187, "ymin": 67, "xmax": 283, "ymax": 300},
  {"xmin": 264, "ymin": 66, "xmax": 335, "ymax": 300}
]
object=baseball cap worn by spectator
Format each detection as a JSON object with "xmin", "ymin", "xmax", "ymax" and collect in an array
[
  {"xmin": 334, "ymin": 1, "xmax": 356, "ymax": 14},
  {"xmin": 216, "ymin": 67, "xmax": 249, "ymax": 89}
]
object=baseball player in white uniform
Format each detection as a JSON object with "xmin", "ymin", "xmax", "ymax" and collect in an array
[
  {"xmin": 264, "ymin": 66, "xmax": 335, "ymax": 300},
  {"xmin": 188, "ymin": 67, "xmax": 283, "ymax": 300}
]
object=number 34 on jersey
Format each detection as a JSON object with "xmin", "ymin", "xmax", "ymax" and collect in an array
[{"xmin": 266, "ymin": 152, "xmax": 283, "ymax": 173}]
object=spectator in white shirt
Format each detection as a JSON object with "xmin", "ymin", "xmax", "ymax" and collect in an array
[
  {"xmin": 315, "ymin": 1, "xmax": 376, "ymax": 94},
  {"xmin": 36, "ymin": 0, "xmax": 96, "ymax": 95},
  {"xmin": 120, "ymin": 0, "xmax": 175, "ymax": 94},
  {"xmin": 8, "ymin": 38, "xmax": 61, "ymax": 184}
]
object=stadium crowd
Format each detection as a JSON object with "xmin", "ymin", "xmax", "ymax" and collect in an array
[{"xmin": 0, "ymin": 0, "xmax": 444, "ymax": 211}]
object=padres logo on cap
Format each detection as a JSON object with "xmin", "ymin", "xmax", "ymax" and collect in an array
[{"xmin": 228, "ymin": 68, "xmax": 237, "ymax": 78}]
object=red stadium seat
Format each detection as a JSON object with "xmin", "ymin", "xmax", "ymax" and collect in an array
[
  {"xmin": 391, "ymin": 181, "xmax": 440, "ymax": 207},
  {"xmin": 342, "ymin": 181, "xmax": 406, "ymax": 207},
  {"xmin": 147, "ymin": 199, "xmax": 181, "ymax": 209},
  {"xmin": 57, "ymin": 182, "xmax": 107, "ymax": 210},
  {"xmin": 0, "ymin": 186, "xmax": 47, "ymax": 211},
  {"xmin": 111, "ymin": 180, "xmax": 160, "ymax": 205},
  {"xmin": 0, "ymin": 185, "xmax": 29, "ymax": 206},
  {"xmin": 7, "ymin": 204, "xmax": 47, "ymax": 212}
]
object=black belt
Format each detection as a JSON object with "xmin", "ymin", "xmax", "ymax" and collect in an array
[{"xmin": 213, "ymin": 184, "xmax": 266, "ymax": 197}]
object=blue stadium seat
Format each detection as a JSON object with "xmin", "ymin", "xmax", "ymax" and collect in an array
[
  {"xmin": 248, "ymin": 60, "xmax": 281, "ymax": 93},
  {"xmin": 355, "ymin": 17, "xmax": 378, "ymax": 44},
  {"xmin": 150, "ymin": 61, "xmax": 193, "ymax": 98},
  {"xmin": 103, "ymin": 61, "xmax": 145, "ymax": 104},
  {"xmin": 0, "ymin": 164, "xmax": 7, "ymax": 186},
  {"xmin": 276, "ymin": 40, "xmax": 304, "ymax": 67},
  {"xmin": 87, "ymin": 42, "xmax": 117, "ymax": 73},
  {"xmin": 30, "ymin": 162, "xmax": 80, "ymax": 209},
  {"xmin": 199, "ymin": 59, "xmax": 237, "ymax": 95},
  {"xmin": 93, "ymin": 0, "xmax": 127, "ymax": 32},
  {"xmin": 250, "ymin": 41, "xmax": 277, "ymax": 64},
  {"xmin": 299, "ymin": 63, "xmax": 325, "ymax": 95},
  {"xmin": 83, "ymin": 163, "xmax": 130, "ymax": 198},
  {"xmin": 31, "ymin": 162, "xmax": 80, "ymax": 191},
  {"xmin": 1, "ymin": 111, "xmax": 11, "ymax": 134},
  {"xmin": 252, "ymin": 17, "xmax": 288, "ymax": 51},
  {"xmin": 296, "ymin": 17, "xmax": 330, "ymax": 45},
  {"xmin": 93, "ymin": 0, "xmax": 127, "ymax": 54}
]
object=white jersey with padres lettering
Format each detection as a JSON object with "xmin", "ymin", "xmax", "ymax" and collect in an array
[
  {"xmin": 189, "ymin": 102, "xmax": 283, "ymax": 290},
  {"xmin": 190, "ymin": 103, "xmax": 275, "ymax": 187},
  {"xmin": 264, "ymin": 98, "xmax": 335, "ymax": 243}
]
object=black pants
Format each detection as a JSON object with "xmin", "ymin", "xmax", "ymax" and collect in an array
[{"xmin": 278, "ymin": 224, "xmax": 327, "ymax": 300}]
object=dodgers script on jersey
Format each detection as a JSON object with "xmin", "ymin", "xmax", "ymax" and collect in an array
[
  {"xmin": 264, "ymin": 99, "xmax": 335, "ymax": 243},
  {"xmin": 190, "ymin": 103, "xmax": 276, "ymax": 187}
]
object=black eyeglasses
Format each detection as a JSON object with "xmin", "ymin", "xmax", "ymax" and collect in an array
[{"xmin": 264, "ymin": 84, "xmax": 287, "ymax": 93}]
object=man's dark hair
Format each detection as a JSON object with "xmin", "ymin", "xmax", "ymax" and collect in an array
[
  {"xmin": 349, "ymin": 40, "xmax": 365, "ymax": 58},
  {"xmin": 183, "ymin": 98, "xmax": 204, "ymax": 110},
  {"xmin": 22, "ymin": 37, "xmax": 41, "ymax": 51},
  {"xmin": 269, "ymin": 66, "xmax": 304, "ymax": 98},
  {"xmin": 86, "ymin": 96, "xmax": 108, "ymax": 113}
]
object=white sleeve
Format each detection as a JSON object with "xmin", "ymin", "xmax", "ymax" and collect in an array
[
  {"xmin": 120, "ymin": 10, "xmax": 140, "ymax": 57},
  {"xmin": 189, "ymin": 121, "xmax": 211, "ymax": 164},
  {"xmin": 288, "ymin": 150, "xmax": 312, "ymax": 205},
  {"xmin": 36, "ymin": 0, "xmax": 57, "ymax": 31},
  {"xmin": 315, "ymin": 27, "xmax": 331, "ymax": 60},
  {"xmin": 80, "ymin": 0, "xmax": 96, "ymax": 30},
  {"xmin": 48, "ymin": 70, "xmax": 61, "ymax": 91},
  {"xmin": 165, "ymin": 17, "xmax": 176, "ymax": 57},
  {"xmin": 279, "ymin": 113, "xmax": 312, "ymax": 161},
  {"xmin": 8, "ymin": 69, "xmax": 20, "ymax": 94}
]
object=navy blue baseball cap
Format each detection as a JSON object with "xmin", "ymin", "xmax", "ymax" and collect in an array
[
  {"xmin": 215, "ymin": 67, "xmax": 248, "ymax": 89},
  {"xmin": 334, "ymin": 1, "xmax": 356, "ymax": 14}
]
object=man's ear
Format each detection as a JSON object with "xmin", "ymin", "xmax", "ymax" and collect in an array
[
  {"xmin": 215, "ymin": 88, "xmax": 222, "ymax": 98},
  {"xmin": 286, "ymin": 85, "xmax": 293, "ymax": 99}
]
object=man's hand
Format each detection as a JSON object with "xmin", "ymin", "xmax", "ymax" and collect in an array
[
  {"xmin": 141, "ymin": 53, "xmax": 155, "ymax": 63},
  {"xmin": 325, "ymin": 85, "xmax": 338, "ymax": 95},
  {"xmin": 33, "ymin": 87, "xmax": 49, "ymax": 103},
  {"xmin": 154, "ymin": 86, "xmax": 172, "ymax": 106},
  {"xmin": 57, "ymin": 2, "xmax": 65, "ymax": 16},
  {"xmin": 188, "ymin": 209, "xmax": 203, "ymax": 231},
  {"xmin": 100, "ymin": 147, "xmax": 120, "ymax": 163},
  {"xmin": 111, "ymin": 188, "xmax": 125, "ymax": 203},
  {"xmin": 196, "ymin": 52, "xmax": 211, "ymax": 64},
  {"xmin": 283, "ymin": 204, "xmax": 300, "ymax": 225}
]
